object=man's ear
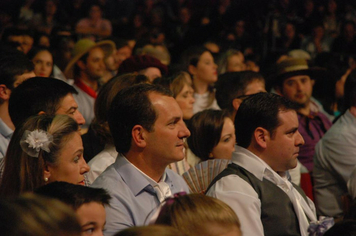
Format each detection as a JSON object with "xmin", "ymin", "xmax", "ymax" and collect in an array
[
  {"xmin": 232, "ymin": 98, "xmax": 242, "ymax": 111},
  {"xmin": 311, "ymin": 79, "xmax": 315, "ymax": 87},
  {"xmin": 132, "ymin": 125, "xmax": 147, "ymax": 148},
  {"xmin": 0, "ymin": 84, "xmax": 11, "ymax": 101},
  {"xmin": 76, "ymin": 60, "xmax": 86, "ymax": 70},
  {"xmin": 188, "ymin": 65, "xmax": 197, "ymax": 76},
  {"xmin": 254, "ymin": 127, "xmax": 269, "ymax": 149}
]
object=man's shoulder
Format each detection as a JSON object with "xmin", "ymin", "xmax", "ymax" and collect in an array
[
  {"xmin": 165, "ymin": 168, "xmax": 190, "ymax": 192},
  {"xmin": 91, "ymin": 163, "xmax": 123, "ymax": 187},
  {"xmin": 207, "ymin": 163, "xmax": 258, "ymax": 193}
]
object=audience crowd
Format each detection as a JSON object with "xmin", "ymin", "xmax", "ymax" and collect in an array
[{"xmin": 2, "ymin": 0, "xmax": 356, "ymax": 235}]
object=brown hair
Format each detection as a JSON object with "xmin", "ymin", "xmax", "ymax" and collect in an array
[
  {"xmin": 0, "ymin": 115, "xmax": 78, "ymax": 197},
  {"xmin": 187, "ymin": 109, "xmax": 231, "ymax": 161},
  {"xmin": 153, "ymin": 71, "xmax": 193, "ymax": 98},
  {"xmin": 155, "ymin": 194, "xmax": 241, "ymax": 236},
  {"xmin": 91, "ymin": 73, "xmax": 148, "ymax": 145},
  {"xmin": 114, "ymin": 225, "xmax": 186, "ymax": 236},
  {"xmin": 0, "ymin": 193, "xmax": 81, "ymax": 236}
]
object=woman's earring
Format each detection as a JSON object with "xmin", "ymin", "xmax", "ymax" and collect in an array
[{"xmin": 44, "ymin": 177, "xmax": 48, "ymax": 182}]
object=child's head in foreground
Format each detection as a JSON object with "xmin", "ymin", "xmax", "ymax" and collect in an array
[{"xmin": 155, "ymin": 193, "xmax": 242, "ymax": 236}]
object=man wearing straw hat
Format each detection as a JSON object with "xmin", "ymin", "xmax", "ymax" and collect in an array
[
  {"xmin": 64, "ymin": 39, "xmax": 115, "ymax": 131},
  {"xmin": 273, "ymin": 58, "xmax": 332, "ymax": 174}
]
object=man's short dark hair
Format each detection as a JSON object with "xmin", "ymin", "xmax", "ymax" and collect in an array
[
  {"xmin": 108, "ymin": 83, "xmax": 172, "ymax": 154},
  {"xmin": 35, "ymin": 181, "xmax": 111, "ymax": 210},
  {"xmin": 215, "ymin": 71, "xmax": 265, "ymax": 113},
  {"xmin": 1, "ymin": 27, "xmax": 23, "ymax": 42},
  {"xmin": 9, "ymin": 77, "xmax": 78, "ymax": 128},
  {"xmin": 0, "ymin": 52, "xmax": 34, "ymax": 90},
  {"xmin": 235, "ymin": 93, "xmax": 297, "ymax": 148}
]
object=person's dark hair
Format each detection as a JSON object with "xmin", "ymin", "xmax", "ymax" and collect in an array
[
  {"xmin": 0, "ymin": 194, "xmax": 81, "ymax": 236},
  {"xmin": 182, "ymin": 46, "xmax": 209, "ymax": 70},
  {"xmin": 105, "ymin": 36, "xmax": 129, "ymax": 50},
  {"xmin": 0, "ymin": 53, "xmax": 34, "ymax": 90},
  {"xmin": 187, "ymin": 110, "xmax": 230, "ymax": 161},
  {"xmin": 9, "ymin": 77, "xmax": 77, "ymax": 128},
  {"xmin": 35, "ymin": 181, "xmax": 110, "ymax": 210},
  {"xmin": 323, "ymin": 220, "xmax": 356, "ymax": 236},
  {"xmin": 114, "ymin": 225, "xmax": 187, "ymax": 236},
  {"xmin": 108, "ymin": 83, "xmax": 172, "ymax": 154},
  {"xmin": 27, "ymin": 46, "xmax": 52, "ymax": 61},
  {"xmin": 235, "ymin": 93, "xmax": 297, "ymax": 148},
  {"xmin": 1, "ymin": 27, "xmax": 24, "ymax": 42},
  {"xmin": 215, "ymin": 71, "xmax": 265, "ymax": 113},
  {"xmin": 91, "ymin": 73, "xmax": 148, "ymax": 145},
  {"xmin": 344, "ymin": 70, "xmax": 356, "ymax": 109}
]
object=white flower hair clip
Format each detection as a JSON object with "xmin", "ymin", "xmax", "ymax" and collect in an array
[{"xmin": 20, "ymin": 129, "xmax": 53, "ymax": 157}]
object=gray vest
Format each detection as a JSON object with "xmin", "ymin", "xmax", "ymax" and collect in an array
[{"xmin": 207, "ymin": 163, "xmax": 309, "ymax": 236}]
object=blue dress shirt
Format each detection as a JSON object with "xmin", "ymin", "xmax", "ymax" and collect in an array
[
  {"xmin": 0, "ymin": 118, "xmax": 13, "ymax": 159},
  {"xmin": 91, "ymin": 154, "xmax": 190, "ymax": 236}
]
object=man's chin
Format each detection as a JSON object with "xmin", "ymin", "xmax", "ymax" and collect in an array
[{"xmin": 292, "ymin": 100, "xmax": 308, "ymax": 109}]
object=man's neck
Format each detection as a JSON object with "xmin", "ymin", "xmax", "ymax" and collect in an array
[
  {"xmin": 125, "ymin": 152, "xmax": 166, "ymax": 182},
  {"xmin": 297, "ymin": 102, "xmax": 311, "ymax": 116},
  {"xmin": 0, "ymin": 103, "xmax": 14, "ymax": 130},
  {"xmin": 77, "ymin": 73, "xmax": 98, "ymax": 91},
  {"xmin": 193, "ymin": 79, "xmax": 209, "ymax": 95},
  {"xmin": 247, "ymin": 145, "xmax": 285, "ymax": 177}
]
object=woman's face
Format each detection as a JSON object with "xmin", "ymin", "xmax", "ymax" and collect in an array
[
  {"xmin": 175, "ymin": 83, "xmax": 195, "ymax": 120},
  {"xmin": 32, "ymin": 50, "xmax": 53, "ymax": 77},
  {"xmin": 192, "ymin": 51, "xmax": 217, "ymax": 84},
  {"xmin": 211, "ymin": 118, "xmax": 236, "ymax": 159},
  {"xmin": 46, "ymin": 132, "xmax": 89, "ymax": 185},
  {"xmin": 227, "ymin": 54, "xmax": 246, "ymax": 72}
]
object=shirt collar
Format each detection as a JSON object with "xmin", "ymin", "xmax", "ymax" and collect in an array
[
  {"xmin": 114, "ymin": 154, "xmax": 171, "ymax": 196},
  {"xmin": 0, "ymin": 118, "xmax": 13, "ymax": 138},
  {"xmin": 232, "ymin": 145, "xmax": 290, "ymax": 188},
  {"xmin": 74, "ymin": 79, "xmax": 97, "ymax": 98}
]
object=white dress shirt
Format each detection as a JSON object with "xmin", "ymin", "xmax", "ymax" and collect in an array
[{"xmin": 207, "ymin": 145, "xmax": 316, "ymax": 236}]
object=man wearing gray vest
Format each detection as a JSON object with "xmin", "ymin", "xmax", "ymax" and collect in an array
[{"xmin": 207, "ymin": 93, "xmax": 317, "ymax": 236}]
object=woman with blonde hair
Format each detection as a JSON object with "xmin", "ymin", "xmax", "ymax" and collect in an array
[
  {"xmin": 0, "ymin": 114, "xmax": 89, "ymax": 196},
  {"xmin": 155, "ymin": 193, "xmax": 242, "ymax": 236},
  {"xmin": 154, "ymin": 71, "xmax": 195, "ymax": 121},
  {"xmin": 217, "ymin": 49, "xmax": 246, "ymax": 75}
]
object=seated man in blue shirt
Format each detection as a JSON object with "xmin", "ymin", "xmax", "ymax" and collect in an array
[{"xmin": 91, "ymin": 83, "xmax": 190, "ymax": 235}]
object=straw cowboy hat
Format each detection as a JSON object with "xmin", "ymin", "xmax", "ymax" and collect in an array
[
  {"xmin": 270, "ymin": 58, "xmax": 325, "ymax": 87},
  {"xmin": 64, "ymin": 39, "xmax": 115, "ymax": 79}
]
